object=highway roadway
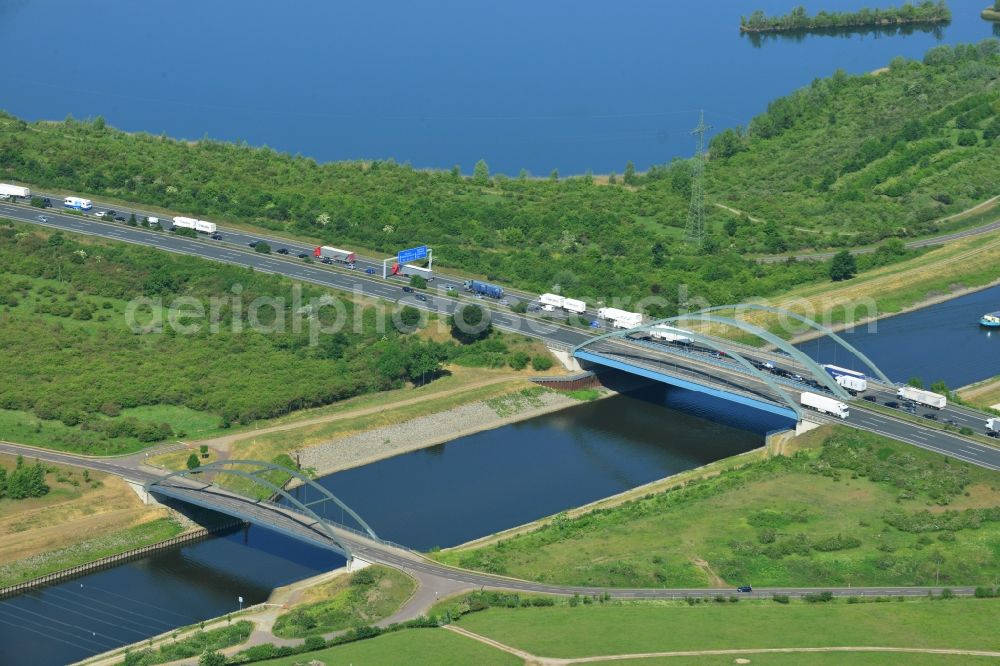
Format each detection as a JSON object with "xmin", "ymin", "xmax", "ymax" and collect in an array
[
  {"xmin": 0, "ymin": 199, "xmax": 588, "ymax": 349},
  {"xmin": 3, "ymin": 198, "xmax": 1000, "ymax": 471},
  {"xmin": 0, "ymin": 442, "xmax": 978, "ymax": 600},
  {"xmin": 588, "ymin": 339, "xmax": 1000, "ymax": 471}
]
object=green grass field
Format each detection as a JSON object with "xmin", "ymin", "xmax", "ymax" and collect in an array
[
  {"xmin": 251, "ymin": 628, "xmax": 519, "ymax": 666},
  {"xmin": 433, "ymin": 427, "xmax": 1000, "ymax": 588},
  {"xmin": 609, "ymin": 654, "xmax": 997, "ymax": 665},
  {"xmin": 272, "ymin": 566, "xmax": 416, "ymax": 638},
  {"xmin": 0, "ymin": 516, "xmax": 182, "ymax": 587},
  {"xmin": 456, "ymin": 599, "xmax": 1000, "ymax": 658}
]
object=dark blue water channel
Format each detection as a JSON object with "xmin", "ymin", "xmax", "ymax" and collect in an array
[
  {"xmin": 0, "ymin": 385, "xmax": 785, "ymax": 665},
  {"xmin": 0, "ymin": 0, "xmax": 994, "ymax": 174},
  {"xmin": 797, "ymin": 282, "xmax": 1000, "ymax": 388}
]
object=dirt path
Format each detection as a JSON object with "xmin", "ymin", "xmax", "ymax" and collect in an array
[
  {"xmin": 194, "ymin": 375, "xmax": 525, "ymax": 455},
  {"xmin": 443, "ymin": 625, "xmax": 1000, "ymax": 664}
]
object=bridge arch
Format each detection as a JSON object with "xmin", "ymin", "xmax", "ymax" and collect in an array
[
  {"xmin": 146, "ymin": 460, "xmax": 378, "ymax": 559},
  {"xmin": 575, "ymin": 324, "xmax": 803, "ymax": 419},
  {"xmin": 576, "ymin": 313, "xmax": 851, "ymax": 402},
  {"xmin": 695, "ymin": 304, "xmax": 893, "ymax": 385}
]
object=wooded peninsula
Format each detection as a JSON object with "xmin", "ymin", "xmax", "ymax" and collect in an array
[{"xmin": 741, "ymin": 1, "xmax": 951, "ymax": 34}]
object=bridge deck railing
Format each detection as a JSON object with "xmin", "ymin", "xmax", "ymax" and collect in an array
[{"xmin": 607, "ymin": 336, "xmax": 828, "ymax": 397}]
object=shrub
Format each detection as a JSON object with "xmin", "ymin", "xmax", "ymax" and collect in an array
[
  {"xmin": 772, "ymin": 594, "xmax": 790, "ymax": 604},
  {"xmin": 531, "ymin": 355, "xmax": 553, "ymax": 371},
  {"xmin": 804, "ymin": 591, "xmax": 834, "ymax": 603}
]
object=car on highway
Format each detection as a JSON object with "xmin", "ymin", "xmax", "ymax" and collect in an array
[
  {"xmin": 500, "ymin": 298, "xmax": 509, "ymax": 306},
  {"xmin": 41, "ymin": 197, "xmax": 52, "ymax": 208},
  {"xmin": 366, "ymin": 267, "xmax": 376, "ymax": 275},
  {"xmin": 922, "ymin": 413, "xmax": 938, "ymax": 421},
  {"xmin": 863, "ymin": 395, "xmax": 877, "ymax": 403},
  {"xmin": 114, "ymin": 215, "xmax": 127, "ymax": 222},
  {"xmin": 0, "ymin": 194, "xmax": 9, "ymax": 200},
  {"xmin": 444, "ymin": 284, "xmax": 454, "ymax": 291},
  {"xmin": 885, "ymin": 401, "xmax": 900, "ymax": 409},
  {"xmin": 248, "ymin": 241, "xmax": 259, "ymax": 248},
  {"xmin": 736, "ymin": 585, "xmax": 752, "ymax": 593},
  {"xmin": 943, "ymin": 418, "xmax": 959, "ymax": 426},
  {"xmin": 93, "ymin": 211, "xmax": 107, "ymax": 218},
  {"xmin": 276, "ymin": 248, "xmax": 289, "ymax": 255},
  {"xmin": 36, "ymin": 215, "xmax": 48, "ymax": 222},
  {"xmin": 415, "ymin": 293, "xmax": 428, "ymax": 302},
  {"xmin": 590, "ymin": 320, "xmax": 602, "ymax": 328},
  {"xmin": 106, "ymin": 209, "xmax": 117, "ymax": 217},
  {"xmin": 402, "ymin": 286, "xmax": 413, "ymax": 293},
  {"xmin": 297, "ymin": 252, "xmax": 309, "ymax": 259},
  {"xmin": 211, "ymin": 233, "xmax": 223, "ymax": 240}
]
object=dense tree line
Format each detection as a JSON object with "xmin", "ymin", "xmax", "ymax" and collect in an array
[
  {"xmin": 0, "ymin": 42, "xmax": 996, "ymax": 308},
  {"xmin": 0, "ymin": 455, "xmax": 49, "ymax": 499},
  {"xmin": 741, "ymin": 1, "xmax": 951, "ymax": 33},
  {"xmin": 0, "ymin": 223, "xmax": 543, "ymax": 452}
]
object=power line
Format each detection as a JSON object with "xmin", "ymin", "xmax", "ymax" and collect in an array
[{"xmin": 685, "ymin": 109, "xmax": 712, "ymax": 244}]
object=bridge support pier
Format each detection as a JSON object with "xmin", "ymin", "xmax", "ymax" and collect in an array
[
  {"xmin": 126, "ymin": 478, "xmax": 163, "ymax": 506},
  {"xmin": 795, "ymin": 417, "xmax": 823, "ymax": 436},
  {"xmin": 347, "ymin": 556, "xmax": 372, "ymax": 573},
  {"xmin": 548, "ymin": 347, "xmax": 584, "ymax": 372}
]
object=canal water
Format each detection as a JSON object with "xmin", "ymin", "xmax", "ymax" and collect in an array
[
  {"xmin": 0, "ymin": 0, "xmax": 993, "ymax": 174},
  {"xmin": 797, "ymin": 282, "xmax": 1000, "ymax": 389},
  {"xmin": 0, "ymin": 385, "xmax": 785, "ymax": 665}
]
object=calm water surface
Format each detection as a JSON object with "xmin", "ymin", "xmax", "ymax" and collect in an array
[
  {"xmin": 0, "ymin": 385, "xmax": 784, "ymax": 665},
  {"xmin": 798, "ymin": 282, "xmax": 1000, "ymax": 388},
  {"xmin": 0, "ymin": 0, "xmax": 994, "ymax": 173}
]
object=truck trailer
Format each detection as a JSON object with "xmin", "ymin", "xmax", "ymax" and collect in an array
[
  {"xmin": 314, "ymin": 246, "xmax": 357, "ymax": 264},
  {"xmin": 562, "ymin": 298, "xmax": 586, "ymax": 314},
  {"xmin": 650, "ymin": 325, "xmax": 693, "ymax": 344},
  {"xmin": 539, "ymin": 293, "xmax": 564, "ymax": 311},
  {"xmin": 986, "ymin": 417, "xmax": 1000, "ymax": 434},
  {"xmin": 822, "ymin": 364, "xmax": 868, "ymax": 393},
  {"xmin": 597, "ymin": 307, "xmax": 643, "ymax": 329},
  {"xmin": 392, "ymin": 263, "xmax": 433, "ymax": 279},
  {"xmin": 897, "ymin": 386, "xmax": 947, "ymax": 409},
  {"xmin": 0, "ymin": 183, "xmax": 30, "ymax": 198},
  {"xmin": 464, "ymin": 280, "xmax": 504, "ymax": 299},
  {"xmin": 800, "ymin": 391, "xmax": 850, "ymax": 419}
]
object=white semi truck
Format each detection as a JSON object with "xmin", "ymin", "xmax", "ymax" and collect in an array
[
  {"xmin": 538, "ymin": 293, "xmax": 586, "ymax": 314},
  {"xmin": 597, "ymin": 307, "xmax": 643, "ymax": 329},
  {"xmin": 897, "ymin": 386, "xmax": 947, "ymax": 409},
  {"xmin": 650, "ymin": 325, "xmax": 693, "ymax": 344},
  {"xmin": 986, "ymin": 417, "xmax": 1000, "ymax": 434},
  {"xmin": 539, "ymin": 293, "xmax": 564, "ymax": 311},
  {"xmin": 0, "ymin": 183, "xmax": 30, "ymax": 198},
  {"xmin": 173, "ymin": 216, "xmax": 217, "ymax": 234},
  {"xmin": 822, "ymin": 364, "xmax": 868, "ymax": 393},
  {"xmin": 800, "ymin": 391, "xmax": 850, "ymax": 419}
]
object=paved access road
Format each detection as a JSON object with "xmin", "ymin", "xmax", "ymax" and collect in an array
[
  {"xmin": 0, "ymin": 441, "xmax": 979, "ymax": 601},
  {"xmin": 755, "ymin": 218, "xmax": 1000, "ymax": 263}
]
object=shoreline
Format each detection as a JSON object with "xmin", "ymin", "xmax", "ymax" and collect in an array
[
  {"xmin": 292, "ymin": 387, "xmax": 613, "ymax": 481},
  {"xmin": 782, "ymin": 275, "xmax": 1000, "ymax": 346},
  {"xmin": 438, "ymin": 444, "xmax": 773, "ymax": 554}
]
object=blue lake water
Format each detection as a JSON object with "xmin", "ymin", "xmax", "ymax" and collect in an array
[
  {"xmin": 797, "ymin": 282, "xmax": 1000, "ymax": 388},
  {"xmin": 0, "ymin": 0, "xmax": 994, "ymax": 174}
]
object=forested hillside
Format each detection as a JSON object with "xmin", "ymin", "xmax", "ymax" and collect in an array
[{"xmin": 0, "ymin": 42, "xmax": 997, "ymax": 308}]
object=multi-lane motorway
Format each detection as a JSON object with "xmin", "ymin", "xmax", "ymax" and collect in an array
[{"xmin": 2, "ymin": 195, "xmax": 1000, "ymax": 471}]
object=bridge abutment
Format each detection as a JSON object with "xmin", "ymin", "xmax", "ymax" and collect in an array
[{"xmin": 548, "ymin": 347, "xmax": 584, "ymax": 372}]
